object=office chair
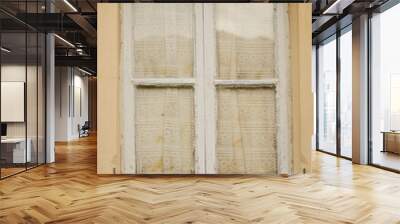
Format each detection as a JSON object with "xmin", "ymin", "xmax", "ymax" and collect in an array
[{"xmin": 79, "ymin": 121, "xmax": 90, "ymax": 138}]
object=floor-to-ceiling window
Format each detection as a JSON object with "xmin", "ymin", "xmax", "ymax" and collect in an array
[
  {"xmin": 317, "ymin": 36, "xmax": 337, "ymax": 155},
  {"xmin": 370, "ymin": 3, "xmax": 400, "ymax": 171},
  {"xmin": 316, "ymin": 26, "xmax": 353, "ymax": 159},
  {"xmin": 340, "ymin": 27, "xmax": 352, "ymax": 158},
  {"xmin": 0, "ymin": 1, "xmax": 47, "ymax": 179}
]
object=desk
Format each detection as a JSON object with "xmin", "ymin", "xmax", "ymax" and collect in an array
[
  {"xmin": 382, "ymin": 131, "xmax": 400, "ymax": 154},
  {"xmin": 1, "ymin": 138, "xmax": 31, "ymax": 163}
]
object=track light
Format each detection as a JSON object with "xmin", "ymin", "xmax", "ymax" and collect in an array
[
  {"xmin": 1, "ymin": 47, "xmax": 11, "ymax": 53},
  {"xmin": 63, "ymin": 0, "xmax": 78, "ymax": 12},
  {"xmin": 54, "ymin": 34, "xmax": 75, "ymax": 48},
  {"xmin": 78, "ymin": 67, "xmax": 93, "ymax": 76},
  {"xmin": 322, "ymin": 0, "xmax": 353, "ymax": 15}
]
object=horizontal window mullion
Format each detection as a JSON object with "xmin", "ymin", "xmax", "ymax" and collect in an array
[
  {"xmin": 214, "ymin": 79, "xmax": 278, "ymax": 88},
  {"xmin": 131, "ymin": 78, "xmax": 196, "ymax": 87}
]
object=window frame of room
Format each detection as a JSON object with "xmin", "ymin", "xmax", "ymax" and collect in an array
[
  {"xmin": 119, "ymin": 3, "xmax": 293, "ymax": 175},
  {"xmin": 367, "ymin": 0, "xmax": 400, "ymax": 173},
  {"xmin": 315, "ymin": 24, "xmax": 353, "ymax": 161},
  {"xmin": 0, "ymin": 1, "xmax": 48, "ymax": 180}
]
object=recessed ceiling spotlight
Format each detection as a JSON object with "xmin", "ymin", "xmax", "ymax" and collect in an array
[{"xmin": 322, "ymin": 0, "xmax": 354, "ymax": 15}]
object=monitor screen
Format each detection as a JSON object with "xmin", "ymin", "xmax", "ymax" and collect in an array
[{"xmin": 1, "ymin": 123, "xmax": 7, "ymax": 137}]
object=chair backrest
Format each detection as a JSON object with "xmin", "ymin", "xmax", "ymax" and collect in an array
[{"xmin": 82, "ymin": 121, "xmax": 90, "ymax": 129}]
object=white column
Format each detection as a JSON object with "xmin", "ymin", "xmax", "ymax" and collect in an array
[{"xmin": 46, "ymin": 32, "xmax": 55, "ymax": 163}]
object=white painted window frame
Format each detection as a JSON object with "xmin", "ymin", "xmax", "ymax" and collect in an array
[
  {"xmin": 121, "ymin": 4, "xmax": 206, "ymax": 174},
  {"xmin": 120, "ymin": 3, "xmax": 292, "ymax": 175},
  {"xmin": 203, "ymin": 4, "xmax": 292, "ymax": 175}
]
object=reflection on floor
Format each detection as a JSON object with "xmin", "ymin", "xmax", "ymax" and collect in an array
[
  {"xmin": 0, "ymin": 162, "xmax": 42, "ymax": 179},
  {"xmin": 373, "ymin": 150, "xmax": 400, "ymax": 171},
  {"xmin": 0, "ymin": 135, "xmax": 400, "ymax": 223},
  {"xmin": 0, "ymin": 167, "xmax": 25, "ymax": 178},
  {"xmin": 341, "ymin": 147, "xmax": 352, "ymax": 158}
]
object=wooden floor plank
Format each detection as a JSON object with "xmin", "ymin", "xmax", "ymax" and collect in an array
[{"xmin": 1, "ymin": 134, "xmax": 400, "ymax": 223}]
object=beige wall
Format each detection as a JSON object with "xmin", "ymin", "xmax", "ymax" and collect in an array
[
  {"xmin": 97, "ymin": 4, "xmax": 121, "ymax": 174},
  {"xmin": 97, "ymin": 3, "xmax": 313, "ymax": 175},
  {"xmin": 289, "ymin": 4, "xmax": 313, "ymax": 174}
]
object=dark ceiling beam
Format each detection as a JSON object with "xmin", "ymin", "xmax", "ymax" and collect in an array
[
  {"xmin": 67, "ymin": 13, "xmax": 97, "ymax": 39},
  {"xmin": 322, "ymin": 0, "xmax": 356, "ymax": 14},
  {"xmin": 55, "ymin": 55, "xmax": 96, "ymax": 69},
  {"xmin": 312, "ymin": 14, "xmax": 352, "ymax": 44},
  {"xmin": 0, "ymin": 8, "xmax": 37, "ymax": 31},
  {"xmin": 0, "ymin": 18, "xmax": 27, "ymax": 31},
  {"xmin": 100, "ymin": 0, "xmax": 309, "ymax": 2},
  {"xmin": 312, "ymin": 15, "xmax": 335, "ymax": 33},
  {"xmin": 312, "ymin": 0, "xmax": 385, "ymax": 43},
  {"xmin": 86, "ymin": 0, "xmax": 97, "ymax": 12},
  {"xmin": 13, "ymin": 13, "xmax": 82, "ymax": 32}
]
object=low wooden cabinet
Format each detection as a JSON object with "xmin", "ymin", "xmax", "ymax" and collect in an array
[{"xmin": 382, "ymin": 132, "xmax": 400, "ymax": 154}]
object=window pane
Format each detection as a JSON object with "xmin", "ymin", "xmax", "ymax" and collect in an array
[
  {"xmin": 215, "ymin": 4, "xmax": 275, "ymax": 80},
  {"xmin": 216, "ymin": 88, "xmax": 276, "ymax": 174},
  {"xmin": 132, "ymin": 4, "xmax": 195, "ymax": 78},
  {"xmin": 38, "ymin": 33, "xmax": 46, "ymax": 165},
  {"xmin": 340, "ymin": 30, "xmax": 352, "ymax": 158},
  {"xmin": 1, "ymin": 31, "xmax": 27, "ymax": 178},
  {"xmin": 371, "ymin": 4, "xmax": 400, "ymax": 171},
  {"xmin": 135, "ymin": 87, "xmax": 195, "ymax": 174},
  {"xmin": 318, "ymin": 38, "xmax": 337, "ymax": 154}
]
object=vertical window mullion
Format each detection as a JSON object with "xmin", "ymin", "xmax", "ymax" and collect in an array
[
  {"xmin": 336, "ymin": 30, "xmax": 341, "ymax": 157},
  {"xmin": 25, "ymin": 1, "xmax": 28, "ymax": 171},
  {"xmin": 316, "ymin": 44, "xmax": 320, "ymax": 151}
]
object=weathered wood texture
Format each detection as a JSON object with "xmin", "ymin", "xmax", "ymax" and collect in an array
[
  {"xmin": 215, "ymin": 4, "xmax": 275, "ymax": 80},
  {"xmin": 133, "ymin": 4, "xmax": 194, "ymax": 78},
  {"xmin": 98, "ymin": 3, "xmax": 312, "ymax": 175},
  {"xmin": 135, "ymin": 87, "xmax": 195, "ymax": 174},
  {"xmin": 216, "ymin": 88, "xmax": 276, "ymax": 174}
]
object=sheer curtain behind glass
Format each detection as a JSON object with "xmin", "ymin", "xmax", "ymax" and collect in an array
[
  {"xmin": 371, "ymin": 4, "xmax": 400, "ymax": 170},
  {"xmin": 318, "ymin": 38, "xmax": 337, "ymax": 154},
  {"xmin": 340, "ymin": 30, "xmax": 352, "ymax": 158}
]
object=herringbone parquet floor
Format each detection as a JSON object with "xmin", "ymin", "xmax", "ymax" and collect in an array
[{"xmin": 1, "ymin": 134, "xmax": 400, "ymax": 224}]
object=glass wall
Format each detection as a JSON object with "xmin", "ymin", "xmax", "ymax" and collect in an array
[
  {"xmin": 0, "ymin": 2, "xmax": 46, "ymax": 179},
  {"xmin": 340, "ymin": 28, "xmax": 352, "ymax": 158},
  {"xmin": 0, "ymin": 31, "xmax": 28, "ymax": 177},
  {"xmin": 316, "ymin": 26, "xmax": 353, "ymax": 159},
  {"xmin": 317, "ymin": 36, "xmax": 337, "ymax": 154},
  {"xmin": 371, "ymin": 3, "xmax": 400, "ymax": 171}
]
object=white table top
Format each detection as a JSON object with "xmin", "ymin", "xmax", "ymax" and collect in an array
[{"xmin": 1, "ymin": 138, "xmax": 27, "ymax": 144}]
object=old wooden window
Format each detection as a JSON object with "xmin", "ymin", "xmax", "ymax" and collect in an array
[{"xmin": 120, "ymin": 3, "xmax": 291, "ymax": 174}]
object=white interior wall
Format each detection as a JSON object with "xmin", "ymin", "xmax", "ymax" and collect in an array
[
  {"xmin": 71, "ymin": 72, "xmax": 89, "ymax": 138},
  {"xmin": 1, "ymin": 65, "xmax": 32, "ymax": 138},
  {"xmin": 55, "ymin": 67, "xmax": 89, "ymax": 141},
  {"xmin": 55, "ymin": 66, "xmax": 70, "ymax": 141}
]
